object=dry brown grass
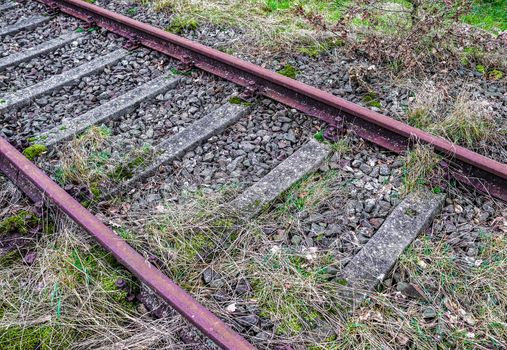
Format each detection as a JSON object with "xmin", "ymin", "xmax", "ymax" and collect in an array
[
  {"xmin": 406, "ymin": 83, "xmax": 502, "ymax": 150},
  {"xmin": 2, "ymin": 163, "xmax": 506, "ymax": 349}
]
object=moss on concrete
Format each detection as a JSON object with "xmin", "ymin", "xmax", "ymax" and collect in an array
[{"xmin": 22, "ymin": 144, "xmax": 47, "ymax": 161}]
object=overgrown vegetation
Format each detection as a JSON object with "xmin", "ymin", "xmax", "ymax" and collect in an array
[
  {"xmin": 402, "ymin": 144, "xmax": 441, "ymax": 195},
  {"xmin": 0, "ymin": 216, "xmax": 165, "ymax": 349},
  {"xmin": 145, "ymin": 0, "xmax": 352, "ymax": 53},
  {"xmin": 2, "ymin": 150, "xmax": 506, "ymax": 348},
  {"xmin": 143, "ymin": 0, "xmax": 506, "ymax": 76},
  {"xmin": 53, "ymin": 126, "xmax": 156, "ymax": 205},
  {"xmin": 406, "ymin": 84, "xmax": 502, "ymax": 150}
]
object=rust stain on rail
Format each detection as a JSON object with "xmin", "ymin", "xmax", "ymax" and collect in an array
[{"xmin": 0, "ymin": 137, "xmax": 256, "ymax": 350}]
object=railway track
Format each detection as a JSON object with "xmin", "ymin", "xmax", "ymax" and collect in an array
[{"xmin": 1, "ymin": 0, "xmax": 506, "ymax": 349}]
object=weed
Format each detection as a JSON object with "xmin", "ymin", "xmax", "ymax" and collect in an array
[
  {"xmin": 0, "ymin": 210, "xmax": 40, "ymax": 236},
  {"xmin": 487, "ymin": 69, "xmax": 504, "ymax": 80},
  {"xmin": 476, "ymin": 64, "xmax": 486, "ymax": 74},
  {"xmin": 22, "ymin": 144, "xmax": 47, "ymax": 161},
  {"xmin": 313, "ymin": 130, "xmax": 325, "ymax": 142},
  {"xmin": 0, "ymin": 99, "xmax": 6, "ymax": 104},
  {"xmin": 127, "ymin": 6, "xmax": 138, "ymax": 16},
  {"xmin": 169, "ymin": 67, "xmax": 192, "ymax": 76},
  {"xmin": 362, "ymin": 91, "xmax": 382, "ymax": 108},
  {"xmin": 166, "ymin": 15, "xmax": 198, "ymax": 34},
  {"xmin": 278, "ymin": 171, "xmax": 337, "ymax": 213},
  {"xmin": 108, "ymin": 144, "xmax": 156, "ymax": 182},
  {"xmin": 298, "ymin": 37, "xmax": 345, "ymax": 58},
  {"xmin": 402, "ymin": 144, "xmax": 441, "ymax": 195},
  {"xmin": 433, "ymin": 91, "xmax": 498, "ymax": 148},
  {"xmin": 277, "ymin": 64, "xmax": 298, "ymax": 79},
  {"xmin": 407, "ymin": 108, "xmax": 432, "ymax": 129},
  {"xmin": 228, "ymin": 96, "xmax": 252, "ymax": 106}
]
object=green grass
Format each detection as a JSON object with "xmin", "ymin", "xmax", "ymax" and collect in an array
[
  {"xmin": 463, "ymin": 0, "xmax": 507, "ymax": 34},
  {"xmin": 277, "ymin": 64, "xmax": 298, "ymax": 79},
  {"xmin": 147, "ymin": 0, "xmax": 351, "ymax": 52}
]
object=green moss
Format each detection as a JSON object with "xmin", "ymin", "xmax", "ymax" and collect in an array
[
  {"xmin": 362, "ymin": 92, "xmax": 382, "ymax": 108},
  {"xmin": 487, "ymin": 69, "xmax": 504, "ymax": 80},
  {"xmin": 277, "ymin": 64, "xmax": 298, "ymax": 79},
  {"xmin": 100, "ymin": 276, "xmax": 134, "ymax": 309},
  {"xmin": 476, "ymin": 64, "xmax": 486, "ymax": 74},
  {"xmin": 229, "ymin": 96, "xmax": 252, "ymax": 106},
  {"xmin": 22, "ymin": 144, "xmax": 47, "ymax": 161},
  {"xmin": 0, "ymin": 210, "xmax": 39, "ymax": 236},
  {"xmin": 166, "ymin": 15, "xmax": 199, "ymax": 34},
  {"xmin": 0, "ymin": 325, "xmax": 71, "ymax": 350}
]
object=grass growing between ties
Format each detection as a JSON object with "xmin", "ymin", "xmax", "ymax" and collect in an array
[
  {"xmin": 53, "ymin": 126, "xmax": 157, "ymax": 205},
  {"xmin": 2, "ymin": 149, "xmax": 506, "ymax": 349},
  {"xmin": 402, "ymin": 144, "xmax": 442, "ymax": 196}
]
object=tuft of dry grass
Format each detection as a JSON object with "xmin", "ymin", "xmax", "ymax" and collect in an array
[
  {"xmin": 406, "ymin": 84, "xmax": 502, "ymax": 151},
  {"xmin": 402, "ymin": 143, "xmax": 441, "ymax": 196},
  {"xmin": 0, "ymin": 209, "xmax": 188, "ymax": 349},
  {"xmin": 433, "ymin": 91, "xmax": 499, "ymax": 149}
]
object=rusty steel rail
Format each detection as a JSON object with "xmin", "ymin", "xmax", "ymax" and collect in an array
[
  {"xmin": 36, "ymin": 0, "xmax": 507, "ymax": 201},
  {"xmin": 0, "ymin": 137, "xmax": 256, "ymax": 350}
]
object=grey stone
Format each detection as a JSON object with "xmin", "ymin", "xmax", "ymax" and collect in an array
[
  {"xmin": 422, "ymin": 306, "xmax": 437, "ymax": 319},
  {"xmin": 0, "ymin": 2, "xmax": 17, "ymax": 11},
  {"xmin": 379, "ymin": 164, "xmax": 390, "ymax": 176},
  {"xmin": 359, "ymin": 163, "xmax": 372, "ymax": 174},
  {"xmin": 236, "ymin": 315, "xmax": 259, "ymax": 328},
  {"xmin": 397, "ymin": 282, "xmax": 426, "ymax": 300}
]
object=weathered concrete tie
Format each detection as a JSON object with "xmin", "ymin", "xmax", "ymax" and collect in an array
[
  {"xmin": 104, "ymin": 102, "xmax": 251, "ymax": 198},
  {"xmin": 232, "ymin": 139, "xmax": 332, "ymax": 218},
  {"xmin": 0, "ymin": 32, "xmax": 83, "ymax": 71},
  {"xmin": 339, "ymin": 190, "xmax": 445, "ymax": 302},
  {"xmin": 0, "ymin": 49, "xmax": 127, "ymax": 112},
  {"xmin": 0, "ymin": 15, "xmax": 50, "ymax": 38}
]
